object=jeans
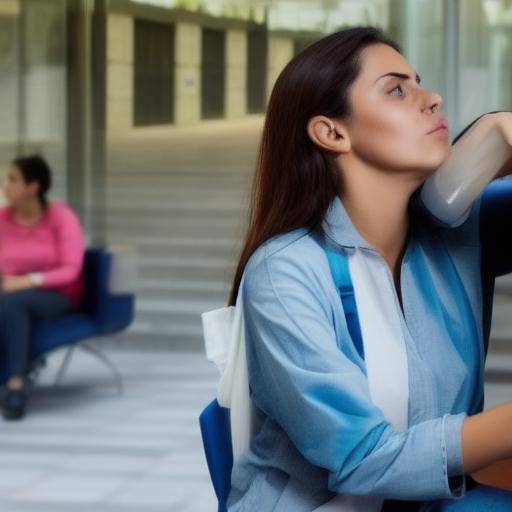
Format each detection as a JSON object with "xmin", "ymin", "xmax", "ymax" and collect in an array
[
  {"xmin": 420, "ymin": 484, "xmax": 512, "ymax": 511},
  {"xmin": 380, "ymin": 476, "xmax": 512, "ymax": 511},
  {"xmin": 0, "ymin": 289, "xmax": 71, "ymax": 379}
]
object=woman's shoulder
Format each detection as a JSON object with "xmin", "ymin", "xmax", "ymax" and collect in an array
[
  {"xmin": 244, "ymin": 227, "xmax": 332, "ymax": 293},
  {"xmin": 46, "ymin": 201, "xmax": 80, "ymax": 222}
]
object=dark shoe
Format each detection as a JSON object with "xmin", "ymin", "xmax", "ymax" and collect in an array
[{"xmin": 2, "ymin": 386, "xmax": 27, "ymax": 420}]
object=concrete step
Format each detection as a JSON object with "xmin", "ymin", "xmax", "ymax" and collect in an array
[
  {"xmin": 106, "ymin": 328, "xmax": 205, "ymax": 352},
  {"xmin": 106, "ymin": 200, "xmax": 247, "ymax": 212},
  {"xmin": 131, "ymin": 313, "xmax": 207, "ymax": 338},
  {"xmin": 133, "ymin": 254, "xmax": 235, "ymax": 269},
  {"xmin": 487, "ymin": 334, "xmax": 512, "ymax": 354},
  {"xmin": 484, "ymin": 351, "xmax": 512, "ymax": 383},
  {"xmin": 105, "ymin": 167, "xmax": 252, "ymax": 177},
  {"xmin": 135, "ymin": 278, "xmax": 230, "ymax": 302},
  {"xmin": 130, "ymin": 255, "xmax": 236, "ymax": 283},
  {"xmin": 105, "ymin": 180, "xmax": 250, "ymax": 189},
  {"xmin": 136, "ymin": 287, "xmax": 228, "ymax": 303},
  {"xmin": 104, "ymin": 208, "xmax": 246, "ymax": 224},
  {"xmin": 134, "ymin": 244, "xmax": 240, "ymax": 261},
  {"xmin": 488, "ymin": 298, "xmax": 512, "ymax": 344},
  {"xmin": 106, "ymin": 235, "xmax": 242, "ymax": 259},
  {"xmin": 136, "ymin": 297, "xmax": 224, "ymax": 315},
  {"xmin": 105, "ymin": 222, "xmax": 246, "ymax": 239},
  {"xmin": 106, "ymin": 169, "xmax": 249, "ymax": 176},
  {"xmin": 99, "ymin": 121, "xmax": 257, "ymax": 350},
  {"xmin": 494, "ymin": 274, "xmax": 512, "ymax": 295},
  {"xmin": 120, "ymin": 317, "xmax": 205, "ymax": 350},
  {"xmin": 106, "ymin": 188, "xmax": 249, "ymax": 201}
]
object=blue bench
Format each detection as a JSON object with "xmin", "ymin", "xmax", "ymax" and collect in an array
[{"xmin": 0, "ymin": 247, "xmax": 135, "ymax": 390}]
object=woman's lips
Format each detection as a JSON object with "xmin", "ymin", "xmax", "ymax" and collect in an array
[
  {"xmin": 429, "ymin": 126, "xmax": 448, "ymax": 135},
  {"xmin": 427, "ymin": 118, "xmax": 448, "ymax": 134}
]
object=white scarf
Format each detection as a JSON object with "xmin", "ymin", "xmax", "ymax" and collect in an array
[{"xmin": 314, "ymin": 247, "xmax": 409, "ymax": 511}]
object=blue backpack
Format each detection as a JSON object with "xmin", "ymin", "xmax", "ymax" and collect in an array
[{"xmin": 198, "ymin": 248, "xmax": 363, "ymax": 512}]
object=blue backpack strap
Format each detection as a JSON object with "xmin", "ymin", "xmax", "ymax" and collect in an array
[{"xmin": 324, "ymin": 248, "xmax": 365, "ymax": 360}]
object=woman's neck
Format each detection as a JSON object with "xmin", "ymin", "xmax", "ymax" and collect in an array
[
  {"xmin": 12, "ymin": 198, "xmax": 44, "ymax": 226},
  {"xmin": 338, "ymin": 167, "xmax": 420, "ymax": 272}
]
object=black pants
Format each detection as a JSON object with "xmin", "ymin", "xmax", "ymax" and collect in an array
[{"xmin": 0, "ymin": 289, "xmax": 71, "ymax": 379}]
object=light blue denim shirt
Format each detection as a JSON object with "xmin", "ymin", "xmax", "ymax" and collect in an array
[{"xmin": 226, "ymin": 180, "xmax": 512, "ymax": 511}]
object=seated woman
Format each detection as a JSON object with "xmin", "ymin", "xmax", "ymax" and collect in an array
[
  {"xmin": 0, "ymin": 154, "xmax": 85, "ymax": 420},
  {"xmin": 226, "ymin": 26, "xmax": 512, "ymax": 512}
]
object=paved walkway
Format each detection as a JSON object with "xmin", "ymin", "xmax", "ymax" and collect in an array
[
  {"xmin": 1, "ymin": 345, "xmax": 512, "ymax": 511},
  {"xmin": 0, "ymin": 346, "xmax": 218, "ymax": 511}
]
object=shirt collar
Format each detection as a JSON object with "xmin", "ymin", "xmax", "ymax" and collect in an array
[{"xmin": 321, "ymin": 190, "xmax": 423, "ymax": 251}]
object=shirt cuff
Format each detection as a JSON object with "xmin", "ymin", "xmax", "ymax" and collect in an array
[
  {"xmin": 442, "ymin": 412, "xmax": 468, "ymax": 499},
  {"xmin": 27, "ymin": 273, "xmax": 44, "ymax": 286}
]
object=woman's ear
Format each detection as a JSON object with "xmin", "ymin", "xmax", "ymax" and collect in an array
[{"xmin": 306, "ymin": 115, "xmax": 351, "ymax": 153}]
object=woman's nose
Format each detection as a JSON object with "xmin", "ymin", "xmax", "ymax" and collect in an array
[{"xmin": 425, "ymin": 91, "xmax": 443, "ymax": 114}]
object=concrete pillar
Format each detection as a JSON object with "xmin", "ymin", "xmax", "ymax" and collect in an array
[
  {"xmin": 225, "ymin": 29, "xmax": 247, "ymax": 119},
  {"xmin": 106, "ymin": 13, "xmax": 133, "ymax": 136},
  {"xmin": 174, "ymin": 21, "xmax": 201, "ymax": 126},
  {"xmin": 66, "ymin": 0, "xmax": 107, "ymax": 244},
  {"xmin": 266, "ymin": 34, "xmax": 294, "ymax": 103}
]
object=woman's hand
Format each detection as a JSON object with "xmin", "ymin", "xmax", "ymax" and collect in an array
[
  {"xmin": 484, "ymin": 112, "xmax": 512, "ymax": 179},
  {"xmin": 1, "ymin": 275, "xmax": 34, "ymax": 293}
]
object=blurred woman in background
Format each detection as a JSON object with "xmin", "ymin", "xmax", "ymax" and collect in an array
[{"xmin": 0, "ymin": 155, "xmax": 85, "ymax": 420}]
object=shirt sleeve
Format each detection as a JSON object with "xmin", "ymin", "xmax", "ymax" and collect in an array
[
  {"xmin": 242, "ymin": 248, "xmax": 467, "ymax": 501},
  {"xmin": 411, "ymin": 109, "xmax": 510, "ymax": 233},
  {"xmin": 410, "ymin": 185, "xmax": 473, "ymax": 229},
  {"xmin": 38, "ymin": 205, "xmax": 85, "ymax": 288}
]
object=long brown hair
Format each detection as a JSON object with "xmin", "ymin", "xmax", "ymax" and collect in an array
[{"xmin": 228, "ymin": 26, "xmax": 402, "ymax": 305}]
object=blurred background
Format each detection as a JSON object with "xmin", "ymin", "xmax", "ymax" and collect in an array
[{"xmin": 0, "ymin": 0, "xmax": 512, "ymax": 510}]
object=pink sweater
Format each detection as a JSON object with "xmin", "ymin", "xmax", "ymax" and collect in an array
[{"xmin": 0, "ymin": 201, "xmax": 85, "ymax": 309}]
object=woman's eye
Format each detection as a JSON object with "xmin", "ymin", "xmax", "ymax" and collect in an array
[{"xmin": 389, "ymin": 84, "xmax": 405, "ymax": 97}]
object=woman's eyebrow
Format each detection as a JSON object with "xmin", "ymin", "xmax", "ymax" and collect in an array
[{"xmin": 375, "ymin": 72, "xmax": 421, "ymax": 84}]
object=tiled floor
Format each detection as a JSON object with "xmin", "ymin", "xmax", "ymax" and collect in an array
[
  {"xmin": 0, "ymin": 346, "xmax": 218, "ymax": 511},
  {"xmin": 1, "ymin": 345, "xmax": 512, "ymax": 511}
]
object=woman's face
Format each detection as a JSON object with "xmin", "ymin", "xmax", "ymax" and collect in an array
[
  {"xmin": 344, "ymin": 43, "xmax": 450, "ymax": 179},
  {"xmin": 2, "ymin": 166, "xmax": 36, "ymax": 205}
]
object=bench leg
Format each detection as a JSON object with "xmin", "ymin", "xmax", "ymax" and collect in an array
[
  {"xmin": 54, "ymin": 346, "xmax": 76, "ymax": 386},
  {"xmin": 80, "ymin": 342, "xmax": 124, "ymax": 395},
  {"xmin": 27, "ymin": 357, "xmax": 47, "ymax": 388}
]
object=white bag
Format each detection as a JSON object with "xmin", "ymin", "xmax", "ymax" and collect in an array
[{"xmin": 201, "ymin": 274, "xmax": 258, "ymax": 461}]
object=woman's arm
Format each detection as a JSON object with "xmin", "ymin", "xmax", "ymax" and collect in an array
[
  {"xmin": 413, "ymin": 111, "xmax": 511, "ymax": 230},
  {"xmin": 36, "ymin": 204, "xmax": 85, "ymax": 288},
  {"xmin": 462, "ymin": 401, "xmax": 512, "ymax": 475},
  {"xmin": 470, "ymin": 457, "xmax": 512, "ymax": 490},
  {"xmin": 464, "ymin": 402, "xmax": 512, "ymax": 489}
]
